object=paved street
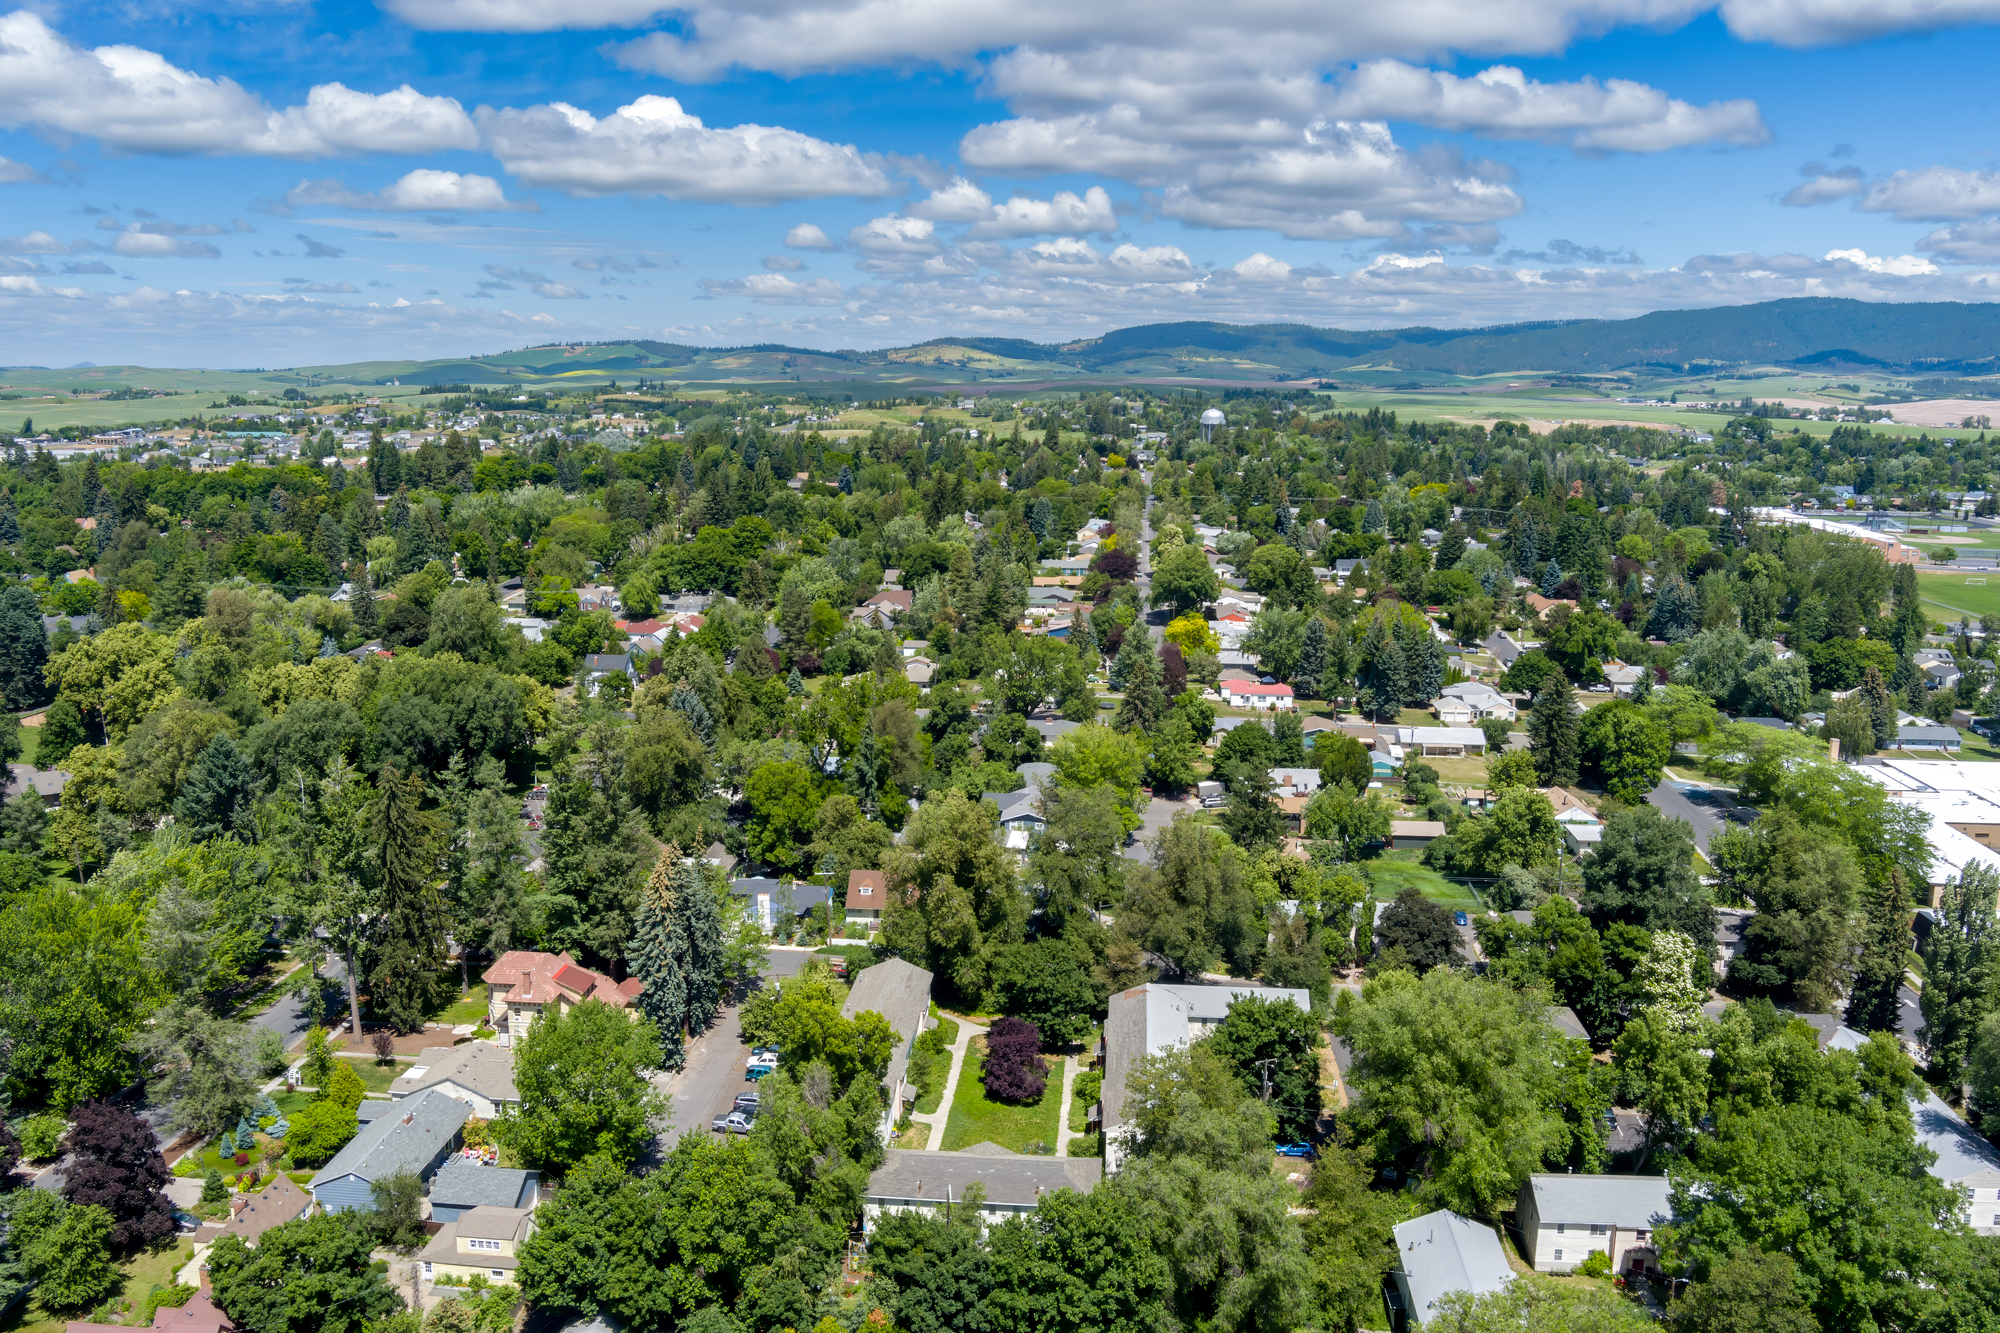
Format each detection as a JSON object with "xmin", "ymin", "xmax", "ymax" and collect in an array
[
  {"xmin": 1646, "ymin": 778, "xmax": 1755, "ymax": 854},
  {"xmin": 657, "ymin": 946, "xmax": 810, "ymax": 1149}
]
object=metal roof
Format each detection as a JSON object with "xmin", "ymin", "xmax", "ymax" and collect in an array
[
  {"xmin": 1393, "ymin": 1210, "xmax": 1513, "ymax": 1321},
  {"xmin": 1524, "ymin": 1174, "xmax": 1672, "ymax": 1229}
]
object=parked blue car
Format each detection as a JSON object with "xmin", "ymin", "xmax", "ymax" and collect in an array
[{"xmin": 1274, "ymin": 1143, "xmax": 1318, "ymax": 1159}]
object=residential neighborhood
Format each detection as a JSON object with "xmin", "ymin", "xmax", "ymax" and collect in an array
[{"xmin": 5, "ymin": 387, "xmax": 2000, "ymax": 1333}]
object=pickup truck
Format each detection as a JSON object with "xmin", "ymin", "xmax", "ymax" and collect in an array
[{"xmin": 711, "ymin": 1110, "xmax": 757, "ymax": 1135}]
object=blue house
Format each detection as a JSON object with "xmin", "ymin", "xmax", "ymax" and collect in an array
[{"xmin": 308, "ymin": 1089, "xmax": 470, "ymax": 1213}]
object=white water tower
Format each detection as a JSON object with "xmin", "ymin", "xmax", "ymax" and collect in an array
[{"xmin": 1200, "ymin": 407, "xmax": 1225, "ymax": 442}]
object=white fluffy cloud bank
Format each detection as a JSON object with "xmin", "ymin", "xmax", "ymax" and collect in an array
[{"xmin": 288, "ymin": 170, "xmax": 537, "ymax": 212}]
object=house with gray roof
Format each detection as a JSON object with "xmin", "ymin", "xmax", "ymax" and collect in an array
[
  {"xmin": 863, "ymin": 1148, "xmax": 1101, "ymax": 1229},
  {"xmin": 427, "ymin": 1159, "xmax": 540, "ymax": 1223},
  {"xmin": 1100, "ymin": 982, "xmax": 1312, "ymax": 1171},
  {"xmin": 841, "ymin": 958, "xmax": 934, "ymax": 1140},
  {"xmin": 1516, "ymin": 1173, "xmax": 1671, "ymax": 1277},
  {"xmin": 983, "ymin": 786, "xmax": 1046, "ymax": 852},
  {"xmin": 308, "ymin": 1090, "xmax": 469, "ymax": 1213},
  {"xmin": 1391, "ymin": 1210, "xmax": 1512, "ymax": 1329},
  {"xmin": 1916, "ymin": 1091, "xmax": 2000, "ymax": 1235},
  {"xmin": 1899, "ymin": 724, "xmax": 1963, "ymax": 752},
  {"xmin": 3, "ymin": 763, "xmax": 68, "ymax": 806},
  {"xmin": 388, "ymin": 1043, "xmax": 518, "ymax": 1119}
]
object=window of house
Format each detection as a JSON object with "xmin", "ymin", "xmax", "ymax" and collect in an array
[
  {"xmin": 423, "ymin": 1264, "xmax": 434, "ymax": 1278},
  {"xmin": 467, "ymin": 1238, "xmax": 503, "ymax": 1252},
  {"xmin": 490, "ymin": 1270, "xmax": 505, "ymax": 1280},
  {"xmin": 1553, "ymin": 1250, "xmax": 1563, "ymax": 1262},
  {"xmin": 1589, "ymin": 1225, "xmax": 1607, "ymax": 1236},
  {"xmin": 1555, "ymin": 1223, "xmax": 1565, "ymax": 1235}
]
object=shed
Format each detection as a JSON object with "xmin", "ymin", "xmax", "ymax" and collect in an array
[
  {"xmin": 1388, "ymin": 820, "xmax": 1446, "ymax": 850},
  {"xmin": 1391, "ymin": 1210, "xmax": 1512, "ymax": 1329}
]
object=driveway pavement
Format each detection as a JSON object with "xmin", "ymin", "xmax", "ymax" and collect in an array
[
  {"xmin": 656, "ymin": 946, "xmax": 811, "ymax": 1150},
  {"xmin": 1646, "ymin": 778, "xmax": 1756, "ymax": 854},
  {"xmin": 1121, "ymin": 796, "xmax": 1188, "ymax": 862}
]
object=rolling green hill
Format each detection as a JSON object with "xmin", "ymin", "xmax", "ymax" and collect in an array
[{"xmin": 6, "ymin": 299, "xmax": 2000, "ymax": 420}]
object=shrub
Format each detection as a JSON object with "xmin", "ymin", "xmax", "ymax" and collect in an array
[
  {"xmin": 372, "ymin": 1030, "xmax": 396, "ymax": 1064},
  {"xmin": 18, "ymin": 1113, "xmax": 64, "ymax": 1161},
  {"xmin": 200, "ymin": 1169, "xmax": 227, "ymax": 1204},
  {"xmin": 1575, "ymin": 1249, "xmax": 1612, "ymax": 1279},
  {"xmin": 324, "ymin": 1060, "xmax": 367, "ymax": 1109},
  {"xmin": 284, "ymin": 1099, "xmax": 359, "ymax": 1170},
  {"xmin": 981, "ymin": 1017, "xmax": 1046, "ymax": 1102},
  {"xmin": 233, "ymin": 1152, "xmax": 248, "ymax": 1167}
]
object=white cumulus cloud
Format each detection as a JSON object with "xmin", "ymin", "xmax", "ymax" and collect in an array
[
  {"xmin": 1327, "ymin": 61, "xmax": 1768, "ymax": 152},
  {"xmin": 699, "ymin": 273, "xmax": 848, "ymax": 304},
  {"xmin": 1856, "ymin": 167, "xmax": 2000, "ymax": 221},
  {"xmin": 1823, "ymin": 247, "xmax": 1938, "ymax": 275},
  {"xmin": 785, "ymin": 223, "xmax": 840, "ymax": 250},
  {"xmin": 287, "ymin": 170, "xmax": 537, "ymax": 212},
  {"xmin": 966, "ymin": 186, "xmax": 1118, "ymax": 238},
  {"xmin": 477, "ymin": 95, "xmax": 891, "ymax": 203}
]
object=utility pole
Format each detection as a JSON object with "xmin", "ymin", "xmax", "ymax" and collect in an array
[{"xmin": 1255, "ymin": 1058, "xmax": 1276, "ymax": 1103}]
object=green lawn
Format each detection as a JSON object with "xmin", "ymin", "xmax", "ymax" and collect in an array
[
  {"xmin": 1069, "ymin": 1069, "xmax": 1103, "ymax": 1134},
  {"xmin": 5, "ymin": 1238, "xmax": 197, "ymax": 1333},
  {"xmin": 939, "ymin": 1041, "xmax": 1062, "ymax": 1154},
  {"xmin": 1367, "ymin": 851, "xmax": 1487, "ymax": 912},
  {"xmin": 433, "ymin": 989, "xmax": 490, "ymax": 1026},
  {"xmin": 335, "ymin": 1055, "xmax": 416, "ymax": 1093}
]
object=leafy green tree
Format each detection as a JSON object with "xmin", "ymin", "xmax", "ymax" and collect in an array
[
  {"xmin": 630, "ymin": 846, "xmax": 727, "ymax": 1070},
  {"xmin": 1333, "ymin": 968, "xmax": 1570, "ymax": 1217},
  {"xmin": 1920, "ymin": 861, "xmax": 2000, "ymax": 1082},
  {"xmin": 988, "ymin": 937, "xmax": 1102, "ymax": 1045},
  {"xmin": 0, "ymin": 879, "xmax": 154, "ymax": 1109},
  {"xmin": 1314, "ymin": 733, "xmax": 1372, "ymax": 791},
  {"xmin": 1663, "ymin": 1247, "xmax": 1818, "ymax": 1333},
  {"xmin": 1646, "ymin": 574, "xmax": 1699, "ymax": 642},
  {"xmin": 1050, "ymin": 722, "xmax": 1148, "ymax": 834},
  {"xmin": 982, "ymin": 1186, "xmax": 1173, "ymax": 1333},
  {"xmin": 1372, "ymin": 887, "xmax": 1461, "ymax": 974},
  {"xmin": 1118, "ymin": 813, "xmax": 1262, "ymax": 980},
  {"xmin": 1146, "ymin": 712, "xmax": 1201, "ymax": 795},
  {"xmin": 1302, "ymin": 784, "xmax": 1391, "ymax": 861},
  {"xmin": 1430, "ymin": 1275, "xmax": 1654, "ymax": 1331},
  {"xmin": 1662, "ymin": 1101, "xmax": 1968, "ymax": 1333},
  {"xmin": 1580, "ymin": 805, "xmax": 1713, "ymax": 943},
  {"xmin": 365, "ymin": 765, "xmax": 447, "ymax": 1034},
  {"xmin": 1151, "ymin": 544, "xmax": 1219, "ymax": 617},
  {"xmin": 367, "ymin": 1168, "xmax": 426, "ymax": 1251},
  {"xmin": 14, "ymin": 1195, "xmax": 117, "ymax": 1312},
  {"xmin": 498, "ymin": 998, "xmax": 667, "ymax": 1172},
  {"xmin": 1612, "ymin": 1010, "xmax": 1711, "ymax": 1170},
  {"xmin": 882, "ymin": 789, "xmax": 1021, "ymax": 1000},
  {"xmin": 1221, "ymin": 775, "xmax": 1284, "ymax": 857},
  {"xmin": 208, "ymin": 1212, "xmax": 403, "ymax": 1333},
  {"xmin": 1207, "ymin": 995, "xmax": 1323, "ymax": 1141},
  {"xmin": 516, "ymin": 1145, "xmax": 799, "ymax": 1329},
  {"xmin": 1450, "ymin": 788, "xmax": 1561, "ymax": 875},
  {"xmin": 283, "ymin": 1099, "xmax": 358, "ymax": 1169},
  {"xmin": 1298, "ymin": 1139, "xmax": 1399, "ymax": 1332},
  {"xmin": 1527, "ymin": 674, "xmax": 1580, "ymax": 787},
  {"xmin": 1028, "ymin": 781, "xmax": 1126, "ymax": 927},
  {"xmin": 743, "ymin": 759, "xmax": 824, "ymax": 874},
  {"xmin": 1708, "ymin": 811, "xmax": 1862, "ymax": 1012},
  {"xmin": 1577, "ymin": 700, "xmax": 1670, "ymax": 803}
]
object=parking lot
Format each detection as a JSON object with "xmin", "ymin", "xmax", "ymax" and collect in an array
[
  {"xmin": 657, "ymin": 946, "xmax": 810, "ymax": 1149},
  {"xmin": 1647, "ymin": 780, "xmax": 1756, "ymax": 854}
]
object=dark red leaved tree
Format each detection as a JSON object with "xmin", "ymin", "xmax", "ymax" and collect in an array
[
  {"xmin": 62, "ymin": 1101, "xmax": 174, "ymax": 1253},
  {"xmin": 981, "ymin": 1017, "xmax": 1046, "ymax": 1102}
]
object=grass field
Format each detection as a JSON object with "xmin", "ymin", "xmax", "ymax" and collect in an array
[
  {"xmin": 334, "ymin": 1055, "xmax": 416, "ymax": 1093},
  {"xmin": 938, "ymin": 1041, "xmax": 1062, "ymax": 1154},
  {"xmin": 1367, "ymin": 850, "xmax": 1486, "ymax": 912},
  {"xmin": 1916, "ymin": 570, "xmax": 2000, "ymax": 623}
]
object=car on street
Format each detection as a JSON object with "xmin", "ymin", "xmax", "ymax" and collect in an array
[
  {"xmin": 733, "ymin": 1093, "xmax": 760, "ymax": 1113},
  {"xmin": 745, "ymin": 1063, "xmax": 775, "ymax": 1081},
  {"xmin": 1274, "ymin": 1142, "xmax": 1318, "ymax": 1159},
  {"xmin": 1453, "ymin": 911, "xmax": 1469, "ymax": 926},
  {"xmin": 711, "ymin": 1110, "xmax": 757, "ymax": 1134}
]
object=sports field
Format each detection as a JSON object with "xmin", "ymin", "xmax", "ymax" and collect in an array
[{"xmin": 1916, "ymin": 570, "xmax": 2000, "ymax": 624}]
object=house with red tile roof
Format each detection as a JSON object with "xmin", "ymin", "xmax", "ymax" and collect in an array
[{"xmin": 481, "ymin": 951, "xmax": 643, "ymax": 1044}]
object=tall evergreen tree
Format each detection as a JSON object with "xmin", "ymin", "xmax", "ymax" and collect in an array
[
  {"xmin": 1527, "ymin": 674, "xmax": 1581, "ymax": 787},
  {"xmin": 1890, "ymin": 562, "xmax": 1927, "ymax": 657},
  {"xmin": 1646, "ymin": 575, "xmax": 1699, "ymax": 643},
  {"xmin": 1861, "ymin": 663, "xmax": 1896, "ymax": 750},
  {"xmin": 1847, "ymin": 869, "xmax": 1913, "ymax": 1035},
  {"xmin": 1919, "ymin": 861, "xmax": 2000, "ymax": 1082},
  {"xmin": 348, "ymin": 561, "xmax": 379, "ymax": 639},
  {"xmin": 1294, "ymin": 617, "xmax": 1328, "ymax": 699},
  {"xmin": 629, "ymin": 848, "xmax": 727, "ymax": 1070},
  {"xmin": 0, "ymin": 583, "xmax": 48, "ymax": 709},
  {"xmin": 366, "ymin": 765, "xmax": 447, "ymax": 1033},
  {"xmin": 172, "ymin": 734, "xmax": 256, "ymax": 841},
  {"xmin": 1539, "ymin": 559, "xmax": 1564, "ymax": 596},
  {"xmin": 1114, "ymin": 626, "xmax": 1167, "ymax": 733},
  {"xmin": 1371, "ymin": 637, "xmax": 1410, "ymax": 712}
]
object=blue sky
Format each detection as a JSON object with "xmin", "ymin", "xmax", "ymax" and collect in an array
[{"xmin": 5, "ymin": 0, "xmax": 2000, "ymax": 365}]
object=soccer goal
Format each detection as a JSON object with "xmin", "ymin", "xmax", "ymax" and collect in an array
[{"xmin": 1967, "ymin": 578, "xmax": 1988, "ymax": 586}]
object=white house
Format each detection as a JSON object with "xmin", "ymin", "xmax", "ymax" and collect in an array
[
  {"xmin": 1099, "ymin": 982, "xmax": 1311, "ymax": 1171},
  {"xmin": 1915, "ymin": 1091, "xmax": 2000, "ymax": 1234},
  {"xmin": 1432, "ymin": 698, "xmax": 1476, "ymax": 725},
  {"xmin": 1440, "ymin": 681, "xmax": 1516, "ymax": 721},
  {"xmin": 1221, "ymin": 680, "xmax": 1296, "ymax": 711},
  {"xmin": 1516, "ymin": 1174, "xmax": 1672, "ymax": 1278}
]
